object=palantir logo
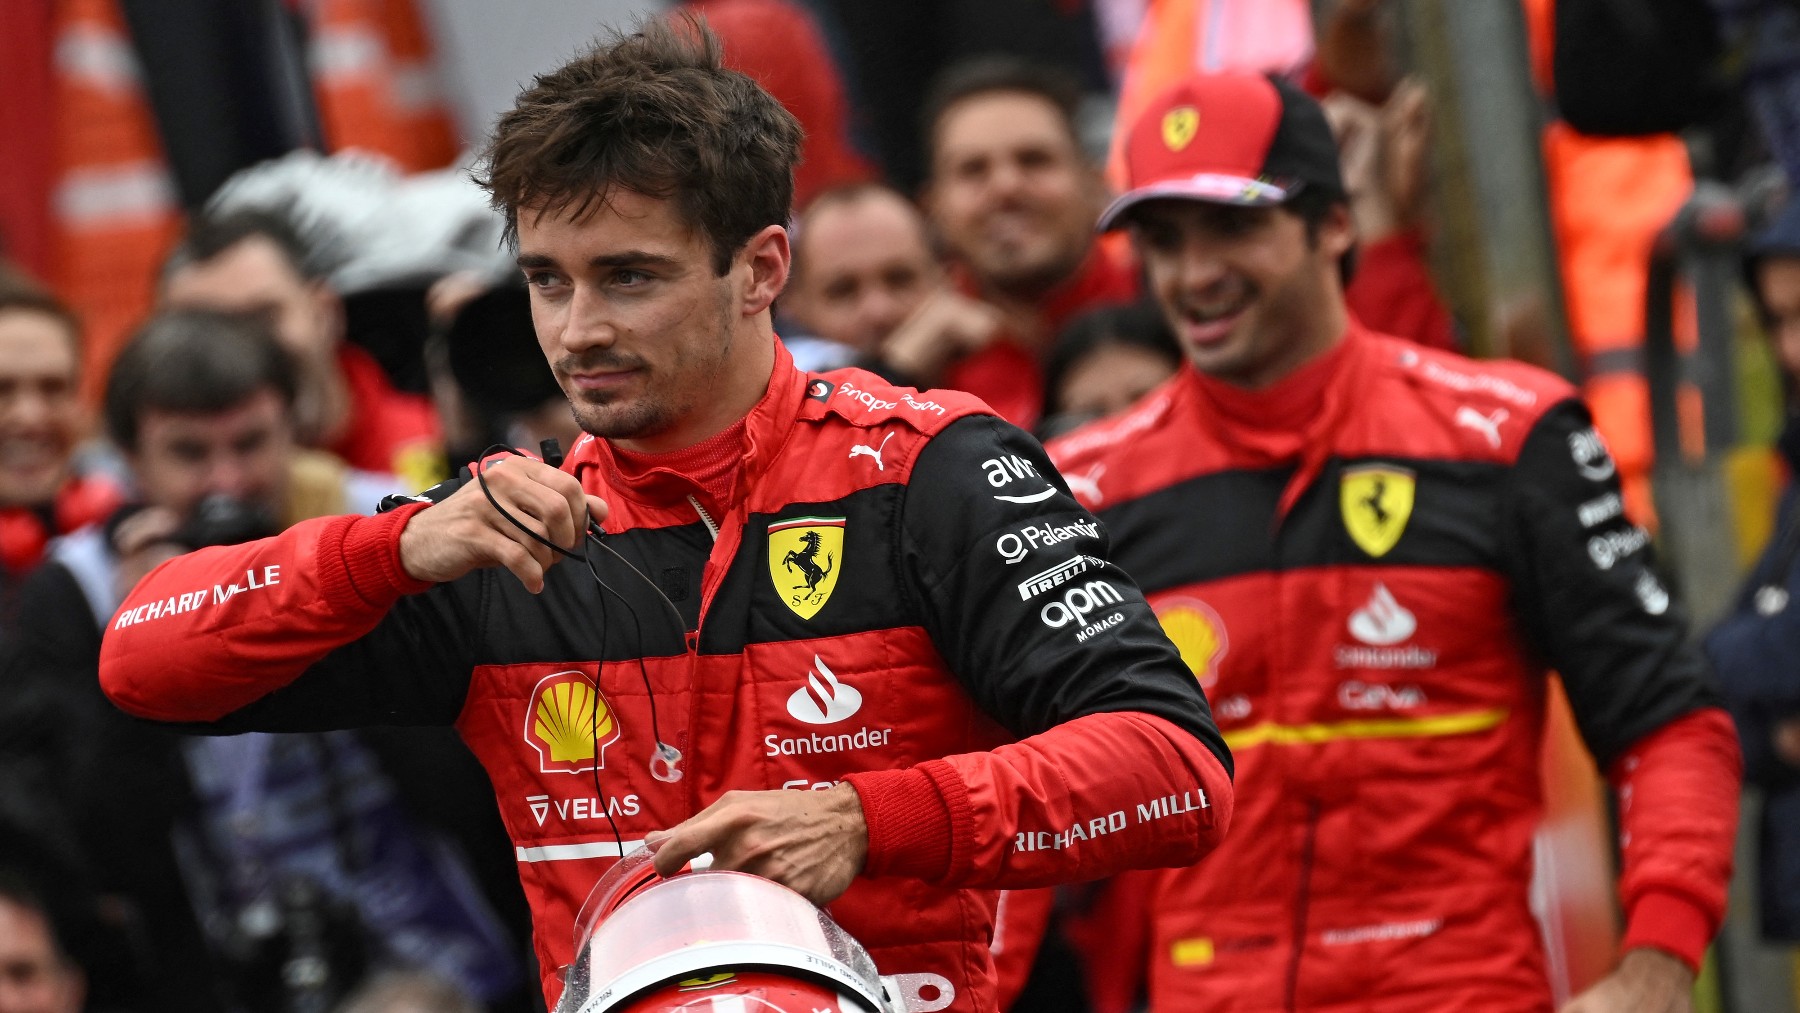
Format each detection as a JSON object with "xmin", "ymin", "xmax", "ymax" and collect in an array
[
  {"xmin": 1347, "ymin": 582, "xmax": 1416, "ymax": 646},
  {"xmin": 786, "ymin": 655, "xmax": 863, "ymax": 725}
]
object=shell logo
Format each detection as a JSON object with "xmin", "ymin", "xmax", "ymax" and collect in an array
[
  {"xmin": 524, "ymin": 671, "xmax": 622, "ymax": 775},
  {"xmin": 1156, "ymin": 598, "xmax": 1228, "ymax": 690}
]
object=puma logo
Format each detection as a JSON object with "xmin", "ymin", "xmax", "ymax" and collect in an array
[
  {"xmin": 1454, "ymin": 406, "xmax": 1508, "ymax": 449},
  {"xmin": 1064, "ymin": 464, "xmax": 1105, "ymax": 506},
  {"xmin": 849, "ymin": 432, "xmax": 895, "ymax": 471}
]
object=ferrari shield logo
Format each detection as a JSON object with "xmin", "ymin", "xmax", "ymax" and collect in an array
[
  {"xmin": 1162, "ymin": 106, "xmax": 1200, "ymax": 151},
  {"xmin": 768, "ymin": 516, "xmax": 845, "ymax": 619},
  {"xmin": 1340, "ymin": 466, "xmax": 1414, "ymax": 558}
]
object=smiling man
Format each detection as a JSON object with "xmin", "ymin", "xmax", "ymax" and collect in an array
[
  {"xmin": 915, "ymin": 58, "xmax": 1140, "ymax": 429},
  {"xmin": 1048, "ymin": 72, "xmax": 1741, "ymax": 1013},
  {"xmin": 98, "ymin": 21, "xmax": 1234, "ymax": 1012}
]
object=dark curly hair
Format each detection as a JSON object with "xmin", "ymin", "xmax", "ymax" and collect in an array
[{"xmin": 477, "ymin": 16, "xmax": 804, "ymax": 276}]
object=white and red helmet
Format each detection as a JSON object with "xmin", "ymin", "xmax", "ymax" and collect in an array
[{"xmin": 555, "ymin": 850, "xmax": 894, "ymax": 1013}]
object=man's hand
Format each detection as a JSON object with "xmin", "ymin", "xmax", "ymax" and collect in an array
[
  {"xmin": 880, "ymin": 289, "xmax": 1006, "ymax": 385},
  {"xmin": 643, "ymin": 783, "xmax": 869, "ymax": 905},
  {"xmin": 397, "ymin": 456, "xmax": 607, "ymax": 593},
  {"xmin": 1559, "ymin": 949, "xmax": 1695, "ymax": 1013},
  {"xmin": 1773, "ymin": 717, "xmax": 1800, "ymax": 766},
  {"xmin": 112, "ymin": 506, "xmax": 184, "ymax": 602}
]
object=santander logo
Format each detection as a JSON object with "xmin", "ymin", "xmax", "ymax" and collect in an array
[
  {"xmin": 786, "ymin": 655, "xmax": 863, "ymax": 725},
  {"xmin": 1347, "ymin": 582, "xmax": 1417, "ymax": 646}
]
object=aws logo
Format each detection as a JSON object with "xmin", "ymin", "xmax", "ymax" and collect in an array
[{"xmin": 523, "ymin": 671, "xmax": 622, "ymax": 775}]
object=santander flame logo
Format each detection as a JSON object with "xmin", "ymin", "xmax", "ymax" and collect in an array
[
  {"xmin": 1347, "ymin": 582, "xmax": 1417, "ymax": 646},
  {"xmin": 786, "ymin": 655, "xmax": 862, "ymax": 725}
]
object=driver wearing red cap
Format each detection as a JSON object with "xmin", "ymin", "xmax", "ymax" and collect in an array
[{"xmin": 1049, "ymin": 71, "xmax": 1740, "ymax": 1013}]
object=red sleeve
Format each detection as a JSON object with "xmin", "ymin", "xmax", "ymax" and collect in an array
[
  {"xmin": 846, "ymin": 711, "xmax": 1232, "ymax": 889},
  {"xmin": 100, "ymin": 504, "xmax": 432, "ymax": 721},
  {"xmin": 1609, "ymin": 706, "xmax": 1741, "ymax": 971}
]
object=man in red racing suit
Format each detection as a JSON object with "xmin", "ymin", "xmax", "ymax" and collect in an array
[
  {"xmin": 1047, "ymin": 71, "xmax": 1739, "ymax": 1012},
  {"xmin": 97, "ymin": 22, "xmax": 1233, "ymax": 1013}
]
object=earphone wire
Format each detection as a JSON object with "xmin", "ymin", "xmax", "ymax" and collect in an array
[{"xmin": 472, "ymin": 446, "xmax": 697, "ymax": 843}]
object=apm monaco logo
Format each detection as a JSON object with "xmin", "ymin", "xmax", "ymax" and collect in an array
[
  {"xmin": 523, "ymin": 671, "xmax": 622, "ymax": 774},
  {"xmin": 786, "ymin": 655, "xmax": 862, "ymax": 725}
]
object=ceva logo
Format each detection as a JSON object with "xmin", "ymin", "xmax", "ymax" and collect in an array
[{"xmin": 786, "ymin": 655, "xmax": 862, "ymax": 725}]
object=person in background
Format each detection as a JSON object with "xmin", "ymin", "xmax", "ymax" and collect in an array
[
  {"xmin": 4, "ymin": 310, "xmax": 525, "ymax": 1012},
  {"xmin": 781, "ymin": 182, "xmax": 1002, "ymax": 375},
  {"xmin": 1049, "ymin": 70, "xmax": 1739, "ymax": 1012},
  {"xmin": 333, "ymin": 970, "xmax": 480, "ymax": 1013},
  {"xmin": 1039, "ymin": 300, "xmax": 1182, "ymax": 440},
  {"xmin": 1705, "ymin": 196, "xmax": 1800, "ymax": 945},
  {"xmin": 160, "ymin": 211, "xmax": 444, "ymax": 491},
  {"xmin": 917, "ymin": 56, "xmax": 1139, "ymax": 429},
  {"xmin": 0, "ymin": 874, "xmax": 84, "ymax": 1013},
  {"xmin": 0, "ymin": 277, "xmax": 120, "ymax": 635}
]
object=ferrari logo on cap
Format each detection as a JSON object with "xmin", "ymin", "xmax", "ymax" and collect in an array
[
  {"xmin": 1340, "ymin": 466, "xmax": 1415, "ymax": 558},
  {"xmin": 768, "ymin": 516, "xmax": 844, "ymax": 619},
  {"xmin": 1162, "ymin": 106, "xmax": 1200, "ymax": 151}
]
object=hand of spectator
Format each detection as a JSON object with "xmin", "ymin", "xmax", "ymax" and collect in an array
[
  {"xmin": 1773, "ymin": 717, "xmax": 1800, "ymax": 767},
  {"xmin": 643, "ymin": 783, "xmax": 868, "ymax": 905},
  {"xmin": 112, "ymin": 506, "xmax": 185, "ymax": 602},
  {"xmin": 1323, "ymin": 91, "xmax": 1397, "ymax": 242},
  {"xmin": 1558, "ymin": 948, "xmax": 1694, "ymax": 1013},
  {"xmin": 397, "ymin": 455, "xmax": 607, "ymax": 592},
  {"xmin": 1381, "ymin": 77, "xmax": 1432, "ymax": 232},
  {"xmin": 880, "ymin": 288, "xmax": 1007, "ymax": 385}
]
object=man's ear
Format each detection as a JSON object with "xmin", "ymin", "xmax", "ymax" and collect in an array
[
  {"xmin": 740, "ymin": 223, "xmax": 791, "ymax": 317},
  {"xmin": 311, "ymin": 281, "xmax": 345, "ymax": 347},
  {"xmin": 1319, "ymin": 201, "xmax": 1356, "ymax": 260}
]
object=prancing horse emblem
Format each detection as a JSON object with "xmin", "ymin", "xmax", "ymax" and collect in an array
[{"xmin": 767, "ymin": 516, "xmax": 846, "ymax": 619}]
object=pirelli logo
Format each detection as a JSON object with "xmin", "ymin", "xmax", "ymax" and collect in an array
[{"xmin": 1019, "ymin": 555, "xmax": 1100, "ymax": 600}]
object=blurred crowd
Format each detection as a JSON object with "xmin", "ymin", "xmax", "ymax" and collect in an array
[{"xmin": 2, "ymin": 0, "xmax": 1800, "ymax": 1010}]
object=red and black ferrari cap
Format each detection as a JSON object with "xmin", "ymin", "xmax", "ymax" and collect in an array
[{"xmin": 1098, "ymin": 71, "xmax": 1345, "ymax": 231}]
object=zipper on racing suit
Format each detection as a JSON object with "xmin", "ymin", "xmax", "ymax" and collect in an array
[
  {"xmin": 682, "ymin": 494, "xmax": 723, "ymax": 812},
  {"xmin": 1284, "ymin": 799, "xmax": 1321, "ymax": 1012}
]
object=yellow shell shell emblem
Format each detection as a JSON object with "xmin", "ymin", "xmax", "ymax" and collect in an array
[
  {"xmin": 1340, "ymin": 465, "xmax": 1416, "ymax": 558},
  {"xmin": 1157, "ymin": 598, "xmax": 1228, "ymax": 690},
  {"xmin": 768, "ymin": 516, "xmax": 845, "ymax": 620},
  {"xmin": 1162, "ymin": 106, "xmax": 1200, "ymax": 151},
  {"xmin": 523, "ymin": 670, "xmax": 621, "ymax": 774}
]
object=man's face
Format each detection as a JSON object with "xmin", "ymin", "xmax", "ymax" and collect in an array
[
  {"xmin": 0, "ymin": 899, "xmax": 83, "ymax": 1013},
  {"xmin": 128, "ymin": 389, "xmax": 294, "ymax": 518},
  {"xmin": 162, "ymin": 237, "xmax": 339, "ymax": 362},
  {"xmin": 928, "ymin": 90, "xmax": 1098, "ymax": 297},
  {"xmin": 1132, "ymin": 199, "xmax": 1352, "ymax": 388},
  {"xmin": 1055, "ymin": 342, "xmax": 1176, "ymax": 421},
  {"xmin": 788, "ymin": 193, "xmax": 941, "ymax": 351},
  {"xmin": 1759, "ymin": 257, "xmax": 1800, "ymax": 387},
  {"xmin": 518, "ymin": 190, "xmax": 775, "ymax": 452},
  {"xmin": 0, "ymin": 310, "xmax": 81, "ymax": 507}
]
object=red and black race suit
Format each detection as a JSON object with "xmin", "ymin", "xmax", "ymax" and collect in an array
[
  {"xmin": 100, "ymin": 347, "xmax": 1234, "ymax": 1013},
  {"xmin": 1048, "ymin": 323, "xmax": 1739, "ymax": 1012}
]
